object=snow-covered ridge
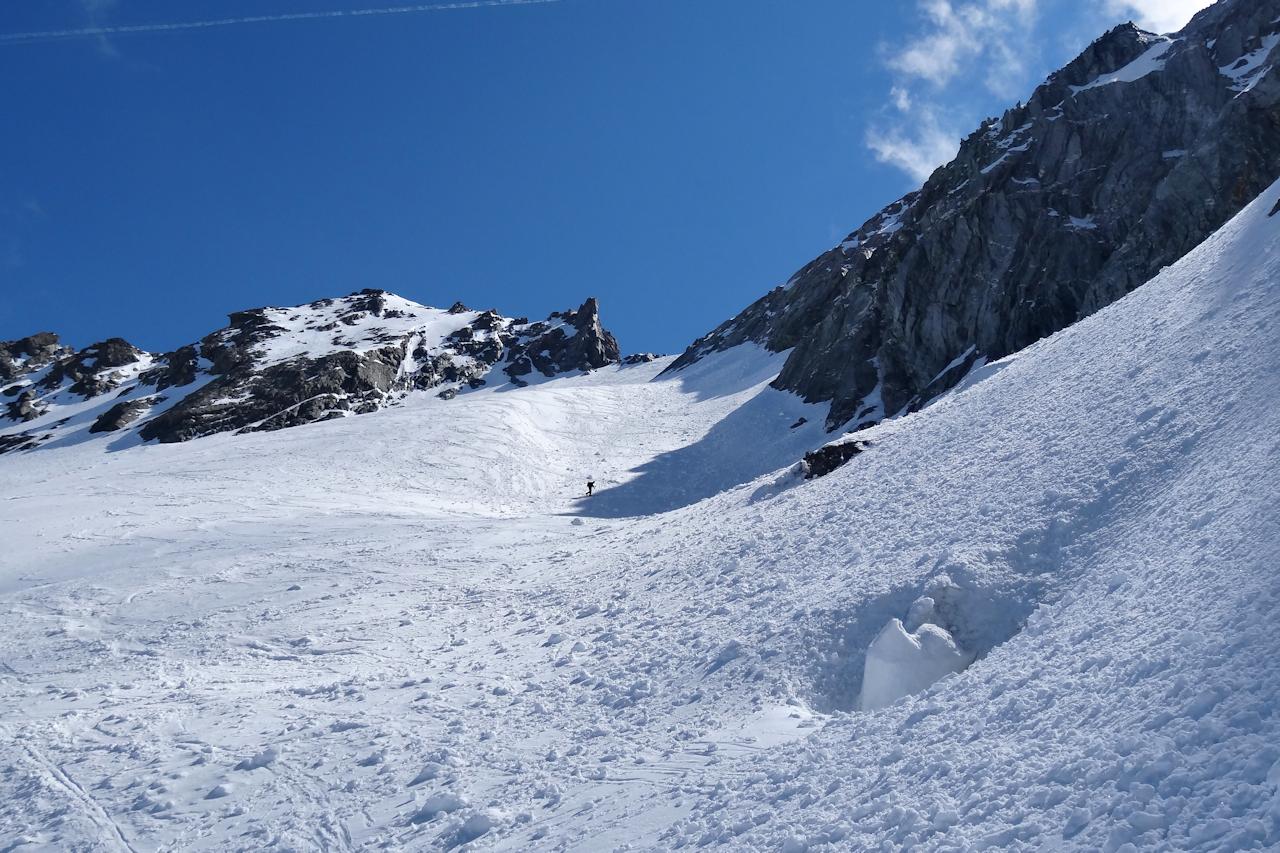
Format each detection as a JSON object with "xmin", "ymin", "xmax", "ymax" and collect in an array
[
  {"xmin": 0, "ymin": 290, "xmax": 622, "ymax": 453},
  {"xmin": 233, "ymin": 292, "xmax": 481, "ymax": 364}
]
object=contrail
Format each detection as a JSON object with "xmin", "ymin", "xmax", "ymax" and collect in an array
[{"xmin": 0, "ymin": 0, "xmax": 562, "ymax": 46}]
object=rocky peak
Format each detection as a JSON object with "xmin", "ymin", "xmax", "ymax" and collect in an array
[
  {"xmin": 80, "ymin": 338, "xmax": 143, "ymax": 370},
  {"xmin": 1047, "ymin": 22, "xmax": 1157, "ymax": 92},
  {"xmin": 667, "ymin": 0, "xmax": 1280, "ymax": 431},
  {"xmin": 0, "ymin": 332, "xmax": 70, "ymax": 382},
  {"xmin": 1, "ymin": 292, "xmax": 624, "ymax": 452},
  {"xmin": 539, "ymin": 298, "xmax": 622, "ymax": 375},
  {"xmin": 0, "ymin": 334, "xmax": 149, "ymax": 427},
  {"xmin": 61, "ymin": 338, "xmax": 146, "ymax": 397}
]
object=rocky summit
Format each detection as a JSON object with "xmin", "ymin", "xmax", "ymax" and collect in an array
[
  {"xmin": 667, "ymin": 0, "xmax": 1280, "ymax": 431},
  {"xmin": 0, "ymin": 290, "xmax": 621, "ymax": 452}
]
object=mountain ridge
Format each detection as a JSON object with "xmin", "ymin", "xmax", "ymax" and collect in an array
[
  {"xmin": 0, "ymin": 289, "xmax": 623, "ymax": 452},
  {"xmin": 667, "ymin": 0, "xmax": 1280, "ymax": 430}
]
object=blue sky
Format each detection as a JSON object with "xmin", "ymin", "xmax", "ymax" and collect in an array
[{"xmin": 0, "ymin": 0, "xmax": 1211, "ymax": 355}]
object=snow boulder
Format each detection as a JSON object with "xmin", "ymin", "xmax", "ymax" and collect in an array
[
  {"xmin": 234, "ymin": 746, "xmax": 280, "ymax": 771},
  {"xmin": 858, "ymin": 615, "xmax": 974, "ymax": 712},
  {"xmin": 411, "ymin": 791, "xmax": 469, "ymax": 824},
  {"xmin": 453, "ymin": 810, "xmax": 500, "ymax": 844}
]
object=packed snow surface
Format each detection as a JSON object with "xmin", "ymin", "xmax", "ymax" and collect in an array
[{"xmin": 3, "ymin": 183, "xmax": 1280, "ymax": 850}]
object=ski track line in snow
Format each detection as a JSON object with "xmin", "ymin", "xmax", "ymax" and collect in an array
[{"xmin": 20, "ymin": 742, "xmax": 138, "ymax": 853}]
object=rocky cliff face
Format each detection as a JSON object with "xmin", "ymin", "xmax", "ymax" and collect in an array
[
  {"xmin": 0, "ymin": 291, "xmax": 621, "ymax": 452},
  {"xmin": 668, "ymin": 0, "xmax": 1280, "ymax": 430}
]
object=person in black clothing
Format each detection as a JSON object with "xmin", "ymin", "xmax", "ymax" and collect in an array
[{"xmin": 586, "ymin": 479, "xmax": 595, "ymax": 497}]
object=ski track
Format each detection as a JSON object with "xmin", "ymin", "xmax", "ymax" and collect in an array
[{"xmin": 2, "ymin": 185, "xmax": 1280, "ymax": 850}]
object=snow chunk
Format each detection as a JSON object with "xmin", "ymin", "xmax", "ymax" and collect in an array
[
  {"xmin": 859, "ymin": 615, "xmax": 974, "ymax": 712},
  {"xmin": 454, "ymin": 811, "xmax": 499, "ymax": 844},
  {"xmin": 411, "ymin": 791, "xmax": 469, "ymax": 823},
  {"xmin": 234, "ymin": 746, "xmax": 280, "ymax": 771}
]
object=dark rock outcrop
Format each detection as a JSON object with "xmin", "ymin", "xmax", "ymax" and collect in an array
[
  {"xmin": 61, "ymin": 339, "xmax": 145, "ymax": 398},
  {"xmin": 141, "ymin": 344, "xmax": 406, "ymax": 443},
  {"xmin": 0, "ymin": 432, "xmax": 42, "ymax": 453},
  {"xmin": 803, "ymin": 439, "xmax": 870, "ymax": 480},
  {"xmin": 667, "ymin": 0, "xmax": 1280, "ymax": 430},
  {"xmin": 623, "ymin": 353, "xmax": 661, "ymax": 365},
  {"xmin": 10, "ymin": 337, "xmax": 148, "ymax": 402},
  {"xmin": 90, "ymin": 396, "xmax": 164, "ymax": 433},
  {"xmin": 0, "ymin": 332, "xmax": 70, "ymax": 383},
  {"xmin": 141, "ymin": 345, "xmax": 199, "ymax": 392},
  {"xmin": 6, "ymin": 390, "xmax": 45, "ymax": 423},
  {"xmin": 503, "ymin": 299, "xmax": 621, "ymax": 385}
]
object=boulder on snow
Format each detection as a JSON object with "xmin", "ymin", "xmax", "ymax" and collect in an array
[
  {"xmin": 90, "ymin": 396, "xmax": 164, "ymax": 433},
  {"xmin": 803, "ymin": 439, "xmax": 869, "ymax": 479}
]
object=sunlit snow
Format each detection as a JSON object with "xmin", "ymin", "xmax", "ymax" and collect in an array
[{"xmin": 3, "ymin": 182, "xmax": 1280, "ymax": 849}]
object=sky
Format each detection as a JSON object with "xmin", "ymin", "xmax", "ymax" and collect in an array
[{"xmin": 0, "ymin": 0, "xmax": 1213, "ymax": 356}]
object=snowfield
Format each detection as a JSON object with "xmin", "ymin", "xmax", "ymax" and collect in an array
[{"xmin": 3, "ymin": 182, "xmax": 1280, "ymax": 851}]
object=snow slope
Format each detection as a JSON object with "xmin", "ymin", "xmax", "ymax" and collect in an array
[{"xmin": 2, "ymin": 183, "xmax": 1280, "ymax": 850}]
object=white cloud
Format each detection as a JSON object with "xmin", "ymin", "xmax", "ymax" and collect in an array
[
  {"xmin": 862, "ymin": 0, "xmax": 1214, "ymax": 182},
  {"xmin": 887, "ymin": 0, "xmax": 1040, "ymax": 90},
  {"xmin": 866, "ymin": 107, "xmax": 962, "ymax": 183},
  {"xmin": 1105, "ymin": 0, "xmax": 1215, "ymax": 34},
  {"xmin": 869, "ymin": 0, "xmax": 1040, "ymax": 181}
]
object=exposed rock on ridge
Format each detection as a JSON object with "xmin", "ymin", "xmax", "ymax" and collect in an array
[
  {"xmin": 0, "ymin": 291, "xmax": 622, "ymax": 452},
  {"xmin": 668, "ymin": 0, "xmax": 1280, "ymax": 430}
]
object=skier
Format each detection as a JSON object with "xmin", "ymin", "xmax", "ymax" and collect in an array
[{"xmin": 586, "ymin": 478, "xmax": 595, "ymax": 497}]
